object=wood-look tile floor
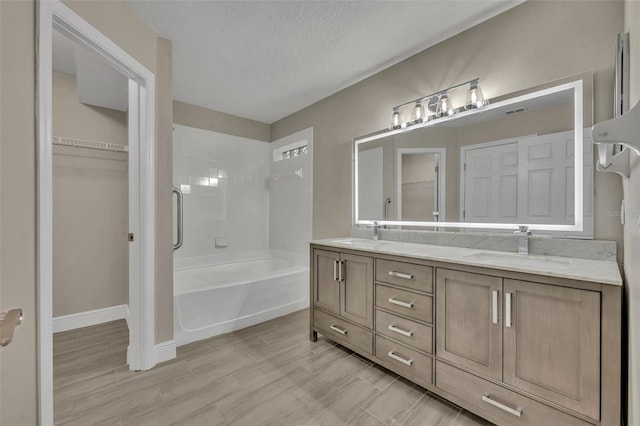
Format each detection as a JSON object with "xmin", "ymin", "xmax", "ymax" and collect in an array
[{"xmin": 53, "ymin": 309, "xmax": 492, "ymax": 426}]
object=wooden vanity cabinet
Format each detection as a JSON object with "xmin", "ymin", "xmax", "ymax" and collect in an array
[
  {"xmin": 311, "ymin": 248, "xmax": 374, "ymax": 353},
  {"xmin": 502, "ymin": 279, "xmax": 601, "ymax": 420},
  {"xmin": 310, "ymin": 244, "xmax": 621, "ymax": 426},
  {"xmin": 373, "ymin": 258, "xmax": 434, "ymax": 389},
  {"xmin": 436, "ymin": 269, "xmax": 503, "ymax": 381},
  {"xmin": 436, "ymin": 270, "xmax": 601, "ymax": 420},
  {"xmin": 313, "ymin": 249, "xmax": 340, "ymax": 315}
]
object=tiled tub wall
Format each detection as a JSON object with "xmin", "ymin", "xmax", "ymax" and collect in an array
[{"xmin": 173, "ymin": 124, "xmax": 270, "ymax": 258}]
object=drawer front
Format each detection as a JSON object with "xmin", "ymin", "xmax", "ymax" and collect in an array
[
  {"xmin": 375, "ymin": 336, "xmax": 432, "ymax": 386},
  {"xmin": 376, "ymin": 285, "xmax": 432, "ymax": 323},
  {"xmin": 375, "ymin": 309, "xmax": 432, "ymax": 354},
  {"xmin": 376, "ymin": 259, "xmax": 433, "ymax": 293},
  {"xmin": 436, "ymin": 361, "xmax": 591, "ymax": 426},
  {"xmin": 314, "ymin": 309, "xmax": 373, "ymax": 354}
]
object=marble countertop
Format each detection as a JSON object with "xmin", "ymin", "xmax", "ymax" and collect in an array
[{"xmin": 311, "ymin": 237, "xmax": 622, "ymax": 286}]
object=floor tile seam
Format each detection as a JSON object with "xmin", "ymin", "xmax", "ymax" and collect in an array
[
  {"xmin": 301, "ymin": 351, "xmax": 353, "ymax": 376},
  {"xmin": 362, "ymin": 406, "xmax": 391, "ymax": 426},
  {"xmin": 392, "ymin": 392, "xmax": 435, "ymax": 425}
]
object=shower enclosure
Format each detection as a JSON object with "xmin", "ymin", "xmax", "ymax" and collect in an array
[{"xmin": 172, "ymin": 124, "xmax": 312, "ymax": 346}]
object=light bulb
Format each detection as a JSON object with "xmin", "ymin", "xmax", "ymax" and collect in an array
[
  {"xmin": 410, "ymin": 100, "xmax": 425, "ymax": 125},
  {"xmin": 436, "ymin": 93, "xmax": 454, "ymax": 117},
  {"xmin": 390, "ymin": 108, "xmax": 401, "ymax": 129},
  {"xmin": 465, "ymin": 82, "xmax": 487, "ymax": 109}
]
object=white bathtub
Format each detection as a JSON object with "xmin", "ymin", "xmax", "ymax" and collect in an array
[{"xmin": 173, "ymin": 250, "xmax": 309, "ymax": 346}]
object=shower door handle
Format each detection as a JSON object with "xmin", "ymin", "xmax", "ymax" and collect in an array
[{"xmin": 173, "ymin": 186, "xmax": 184, "ymax": 251}]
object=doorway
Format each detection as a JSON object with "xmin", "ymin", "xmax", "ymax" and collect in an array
[
  {"xmin": 396, "ymin": 148, "xmax": 446, "ymax": 223},
  {"xmin": 50, "ymin": 25, "xmax": 131, "ymax": 419},
  {"xmin": 37, "ymin": 1, "xmax": 156, "ymax": 424}
]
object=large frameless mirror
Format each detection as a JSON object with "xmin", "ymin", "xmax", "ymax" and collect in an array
[{"xmin": 354, "ymin": 77, "xmax": 593, "ymax": 236}]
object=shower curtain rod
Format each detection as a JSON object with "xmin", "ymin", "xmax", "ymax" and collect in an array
[{"xmin": 52, "ymin": 136, "xmax": 128, "ymax": 153}]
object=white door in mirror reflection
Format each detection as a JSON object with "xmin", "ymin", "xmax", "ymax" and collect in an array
[
  {"xmin": 398, "ymin": 150, "xmax": 444, "ymax": 222},
  {"xmin": 462, "ymin": 129, "xmax": 593, "ymax": 233},
  {"xmin": 463, "ymin": 140, "xmax": 519, "ymax": 222}
]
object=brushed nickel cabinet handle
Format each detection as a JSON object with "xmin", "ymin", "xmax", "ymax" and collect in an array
[
  {"xmin": 388, "ymin": 324, "xmax": 414, "ymax": 337},
  {"xmin": 338, "ymin": 260, "xmax": 345, "ymax": 282},
  {"xmin": 329, "ymin": 325, "xmax": 347, "ymax": 335},
  {"xmin": 388, "ymin": 297, "xmax": 414, "ymax": 309},
  {"xmin": 388, "ymin": 351, "xmax": 413, "ymax": 366},
  {"xmin": 333, "ymin": 260, "xmax": 339, "ymax": 281},
  {"xmin": 482, "ymin": 395, "xmax": 522, "ymax": 417},
  {"xmin": 491, "ymin": 290, "xmax": 499, "ymax": 325},
  {"xmin": 505, "ymin": 292, "xmax": 512, "ymax": 328},
  {"xmin": 388, "ymin": 271, "xmax": 413, "ymax": 280}
]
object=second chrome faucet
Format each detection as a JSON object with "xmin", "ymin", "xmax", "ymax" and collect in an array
[{"xmin": 514, "ymin": 225, "xmax": 532, "ymax": 255}]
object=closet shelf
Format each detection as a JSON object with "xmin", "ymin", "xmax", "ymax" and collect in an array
[
  {"xmin": 52, "ymin": 136, "xmax": 128, "ymax": 153},
  {"xmin": 402, "ymin": 179, "xmax": 435, "ymax": 185}
]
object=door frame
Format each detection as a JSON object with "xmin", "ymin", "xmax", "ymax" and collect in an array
[
  {"xmin": 37, "ymin": 1, "xmax": 156, "ymax": 424},
  {"xmin": 396, "ymin": 148, "xmax": 446, "ymax": 223}
]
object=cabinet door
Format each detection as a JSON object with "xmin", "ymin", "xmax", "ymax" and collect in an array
[
  {"xmin": 436, "ymin": 269, "xmax": 502, "ymax": 380},
  {"xmin": 340, "ymin": 253, "xmax": 374, "ymax": 328},
  {"xmin": 313, "ymin": 249, "xmax": 340, "ymax": 315},
  {"xmin": 503, "ymin": 280, "xmax": 600, "ymax": 419}
]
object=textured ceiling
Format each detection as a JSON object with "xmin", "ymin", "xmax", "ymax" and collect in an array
[{"xmin": 127, "ymin": 0, "xmax": 523, "ymax": 124}]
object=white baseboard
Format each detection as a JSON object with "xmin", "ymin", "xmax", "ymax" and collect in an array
[
  {"xmin": 53, "ymin": 305, "xmax": 175, "ymax": 367},
  {"xmin": 53, "ymin": 304, "xmax": 129, "ymax": 333},
  {"xmin": 154, "ymin": 340, "xmax": 177, "ymax": 365},
  {"xmin": 127, "ymin": 340, "xmax": 177, "ymax": 370}
]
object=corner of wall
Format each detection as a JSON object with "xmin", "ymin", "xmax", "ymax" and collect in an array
[{"xmin": 155, "ymin": 35, "xmax": 174, "ymax": 344}]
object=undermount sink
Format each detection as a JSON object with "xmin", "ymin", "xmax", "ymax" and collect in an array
[{"xmin": 462, "ymin": 252, "xmax": 571, "ymax": 269}]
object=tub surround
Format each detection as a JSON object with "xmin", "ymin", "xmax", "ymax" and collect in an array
[
  {"xmin": 318, "ymin": 237, "xmax": 621, "ymax": 285},
  {"xmin": 174, "ymin": 250, "xmax": 308, "ymax": 346},
  {"xmin": 351, "ymin": 227, "xmax": 618, "ymax": 262},
  {"xmin": 310, "ymin": 238, "xmax": 621, "ymax": 426}
]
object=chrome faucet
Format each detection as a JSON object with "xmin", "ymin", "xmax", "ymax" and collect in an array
[
  {"xmin": 514, "ymin": 225, "xmax": 532, "ymax": 255},
  {"xmin": 372, "ymin": 221, "xmax": 379, "ymax": 241}
]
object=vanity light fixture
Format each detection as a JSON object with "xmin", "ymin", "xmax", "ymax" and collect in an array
[
  {"xmin": 389, "ymin": 78, "xmax": 488, "ymax": 129},
  {"xmin": 391, "ymin": 107, "xmax": 402, "ymax": 129},
  {"xmin": 436, "ymin": 93, "xmax": 454, "ymax": 117},
  {"xmin": 465, "ymin": 80, "xmax": 487, "ymax": 109},
  {"xmin": 410, "ymin": 100, "xmax": 426, "ymax": 124}
]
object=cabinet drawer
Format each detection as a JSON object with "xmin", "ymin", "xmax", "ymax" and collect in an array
[
  {"xmin": 436, "ymin": 362, "xmax": 591, "ymax": 426},
  {"xmin": 376, "ymin": 259, "xmax": 433, "ymax": 293},
  {"xmin": 375, "ymin": 309, "xmax": 432, "ymax": 354},
  {"xmin": 314, "ymin": 310, "xmax": 373, "ymax": 354},
  {"xmin": 375, "ymin": 336, "xmax": 432, "ymax": 387},
  {"xmin": 376, "ymin": 285, "xmax": 432, "ymax": 323}
]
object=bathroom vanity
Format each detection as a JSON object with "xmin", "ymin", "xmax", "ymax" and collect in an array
[{"xmin": 309, "ymin": 238, "xmax": 622, "ymax": 426}]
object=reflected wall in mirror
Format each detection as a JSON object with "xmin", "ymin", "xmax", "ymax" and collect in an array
[{"xmin": 354, "ymin": 78, "xmax": 593, "ymax": 236}]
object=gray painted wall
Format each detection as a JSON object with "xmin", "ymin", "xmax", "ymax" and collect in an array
[{"xmin": 271, "ymin": 0, "xmax": 624, "ymax": 262}]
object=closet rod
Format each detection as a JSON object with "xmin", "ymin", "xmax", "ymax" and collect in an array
[{"xmin": 52, "ymin": 136, "xmax": 128, "ymax": 153}]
